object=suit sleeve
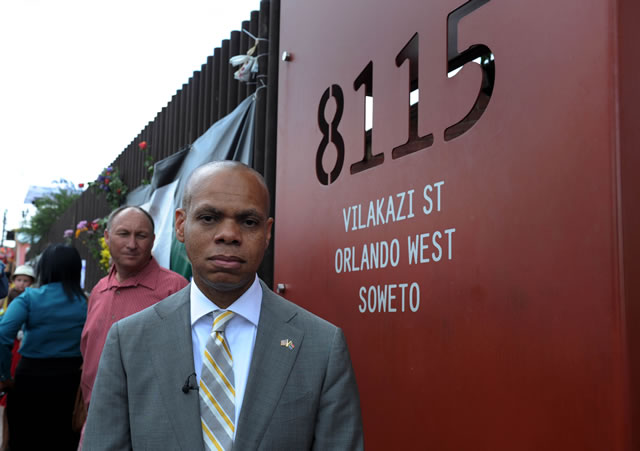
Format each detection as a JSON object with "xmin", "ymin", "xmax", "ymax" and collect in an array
[
  {"xmin": 83, "ymin": 322, "xmax": 132, "ymax": 451},
  {"xmin": 312, "ymin": 328, "xmax": 364, "ymax": 450}
]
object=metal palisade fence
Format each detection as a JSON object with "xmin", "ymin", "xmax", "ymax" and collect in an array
[{"xmin": 30, "ymin": 0, "xmax": 280, "ymax": 291}]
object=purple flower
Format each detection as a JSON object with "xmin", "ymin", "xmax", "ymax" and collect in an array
[
  {"xmin": 63, "ymin": 229, "xmax": 74, "ymax": 238},
  {"xmin": 107, "ymin": 167, "xmax": 113, "ymax": 172},
  {"xmin": 76, "ymin": 220, "xmax": 88, "ymax": 229}
]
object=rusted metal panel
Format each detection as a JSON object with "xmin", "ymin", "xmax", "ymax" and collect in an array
[
  {"xmin": 227, "ymin": 31, "xmax": 241, "ymax": 113},
  {"xmin": 201, "ymin": 59, "xmax": 212, "ymax": 134},
  {"xmin": 619, "ymin": 0, "xmax": 640, "ymax": 448},
  {"xmin": 211, "ymin": 48, "xmax": 222, "ymax": 123},
  {"xmin": 183, "ymin": 83, "xmax": 191, "ymax": 146},
  {"xmin": 261, "ymin": 0, "xmax": 280, "ymax": 288},
  {"xmin": 168, "ymin": 94, "xmax": 177, "ymax": 155},
  {"xmin": 219, "ymin": 40, "xmax": 230, "ymax": 117},
  {"xmin": 253, "ymin": 0, "xmax": 271, "ymax": 176},
  {"xmin": 177, "ymin": 86, "xmax": 186, "ymax": 148},
  {"xmin": 275, "ymin": 0, "xmax": 635, "ymax": 449},
  {"xmin": 190, "ymin": 71, "xmax": 201, "ymax": 141},
  {"xmin": 248, "ymin": 10, "xmax": 260, "ymax": 96},
  {"xmin": 238, "ymin": 21, "xmax": 250, "ymax": 104}
]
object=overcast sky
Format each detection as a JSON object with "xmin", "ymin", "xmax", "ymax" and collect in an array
[{"xmin": 0, "ymin": 0, "xmax": 260, "ymax": 231}]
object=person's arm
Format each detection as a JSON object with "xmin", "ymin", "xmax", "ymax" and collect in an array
[
  {"xmin": 0, "ymin": 291, "xmax": 30, "ymax": 384},
  {"xmin": 312, "ymin": 328, "xmax": 364, "ymax": 451},
  {"xmin": 0, "ymin": 262, "xmax": 8, "ymax": 300},
  {"xmin": 83, "ymin": 322, "xmax": 132, "ymax": 450},
  {"xmin": 79, "ymin": 288, "xmax": 97, "ymax": 409}
]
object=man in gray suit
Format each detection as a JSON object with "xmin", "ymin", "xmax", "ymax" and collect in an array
[{"xmin": 84, "ymin": 161, "xmax": 363, "ymax": 450}]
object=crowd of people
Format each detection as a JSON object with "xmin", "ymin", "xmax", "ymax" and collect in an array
[
  {"xmin": 0, "ymin": 161, "xmax": 364, "ymax": 451},
  {"xmin": 0, "ymin": 207, "xmax": 188, "ymax": 450}
]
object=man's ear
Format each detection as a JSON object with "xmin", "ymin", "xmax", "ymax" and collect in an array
[
  {"xmin": 175, "ymin": 209, "xmax": 186, "ymax": 243},
  {"xmin": 265, "ymin": 217, "xmax": 274, "ymax": 248},
  {"xmin": 104, "ymin": 228, "xmax": 110, "ymax": 247}
]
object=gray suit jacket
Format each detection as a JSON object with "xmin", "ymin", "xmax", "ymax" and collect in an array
[{"xmin": 83, "ymin": 282, "xmax": 364, "ymax": 450}]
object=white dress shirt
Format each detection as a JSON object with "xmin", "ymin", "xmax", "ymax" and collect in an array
[{"xmin": 190, "ymin": 276, "xmax": 262, "ymax": 431}]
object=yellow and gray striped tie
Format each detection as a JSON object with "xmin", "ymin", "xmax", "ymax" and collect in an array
[{"xmin": 199, "ymin": 310, "xmax": 236, "ymax": 451}]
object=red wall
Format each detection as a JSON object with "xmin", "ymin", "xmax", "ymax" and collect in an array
[
  {"xmin": 275, "ymin": 0, "xmax": 636, "ymax": 448},
  {"xmin": 618, "ymin": 0, "xmax": 640, "ymax": 448}
]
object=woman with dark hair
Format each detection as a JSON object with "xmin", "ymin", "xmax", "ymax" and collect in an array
[{"xmin": 0, "ymin": 244, "xmax": 87, "ymax": 450}]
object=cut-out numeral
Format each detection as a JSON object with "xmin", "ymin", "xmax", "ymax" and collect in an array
[
  {"xmin": 445, "ymin": 0, "xmax": 494, "ymax": 141},
  {"xmin": 392, "ymin": 33, "xmax": 434, "ymax": 159},
  {"xmin": 316, "ymin": 84, "xmax": 345, "ymax": 185},
  {"xmin": 351, "ymin": 61, "xmax": 384, "ymax": 175},
  {"xmin": 315, "ymin": 0, "xmax": 494, "ymax": 185}
]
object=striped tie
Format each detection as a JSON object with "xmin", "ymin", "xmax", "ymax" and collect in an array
[{"xmin": 199, "ymin": 310, "xmax": 236, "ymax": 451}]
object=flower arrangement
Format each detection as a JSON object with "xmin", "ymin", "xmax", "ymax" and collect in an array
[
  {"xmin": 88, "ymin": 166, "xmax": 128, "ymax": 209},
  {"xmin": 139, "ymin": 141, "xmax": 154, "ymax": 185},
  {"xmin": 75, "ymin": 219, "xmax": 89, "ymax": 238},
  {"xmin": 98, "ymin": 237, "xmax": 111, "ymax": 273},
  {"xmin": 63, "ymin": 218, "xmax": 110, "ymax": 274}
]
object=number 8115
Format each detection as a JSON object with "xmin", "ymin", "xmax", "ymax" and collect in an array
[{"xmin": 316, "ymin": 0, "xmax": 495, "ymax": 186}]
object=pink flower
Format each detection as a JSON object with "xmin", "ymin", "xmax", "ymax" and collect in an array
[
  {"xmin": 63, "ymin": 229, "xmax": 74, "ymax": 238},
  {"xmin": 139, "ymin": 141, "xmax": 148, "ymax": 150}
]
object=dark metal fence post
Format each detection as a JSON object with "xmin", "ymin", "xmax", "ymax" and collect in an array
[{"xmin": 31, "ymin": 5, "xmax": 278, "ymax": 291}]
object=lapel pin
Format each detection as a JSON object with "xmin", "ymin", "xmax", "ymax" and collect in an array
[{"xmin": 280, "ymin": 339, "xmax": 295, "ymax": 350}]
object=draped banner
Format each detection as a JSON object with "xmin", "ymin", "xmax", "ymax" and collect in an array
[{"xmin": 128, "ymin": 96, "xmax": 256, "ymax": 279}]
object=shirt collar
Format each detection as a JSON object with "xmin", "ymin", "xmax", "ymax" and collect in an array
[
  {"xmin": 190, "ymin": 275, "xmax": 262, "ymax": 327},
  {"xmin": 100, "ymin": 256, "xmax": 160, "ymax": 292}
]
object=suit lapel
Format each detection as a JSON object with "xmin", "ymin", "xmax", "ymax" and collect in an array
[
  {"xmin": 144, "ymin": 287, "xmax": 203, "ymax": 450},
  {"xmin": 235, "ymin": 286, "xmax": 304, "ymax": 447}
]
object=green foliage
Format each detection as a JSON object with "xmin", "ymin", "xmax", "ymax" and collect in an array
[
  {"xmin": 21, "ymin": 187, "xmax": 80, "ymax": 243},
  {"xmin": 88, "ymin": 166, "xmax": 128, "ymax": 209}
]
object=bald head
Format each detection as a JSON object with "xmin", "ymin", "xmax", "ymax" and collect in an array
[
  {"xmin": 175, "ymin": 160, "xmax": 274, "ymax": 307},
  {"xmin": 182, "ymin": 161, "xmax": 271, "ymax": 215},
  {"xmin": 104, "ymin": 206, "xmax": 156, "ymax": 281},
  {"xmin": 106, "ymin": 206, "xmax": 155, "ymax": 232}
]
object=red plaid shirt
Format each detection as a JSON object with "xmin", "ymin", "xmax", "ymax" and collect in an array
[{"xmin": 80, "ymin": 257, "xmax": 188, "ymax": 406}]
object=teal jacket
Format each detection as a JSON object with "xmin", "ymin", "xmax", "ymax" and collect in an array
[{"xmin": 0, "ymin": 282, "xmax": 87, "ymax": 379}]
